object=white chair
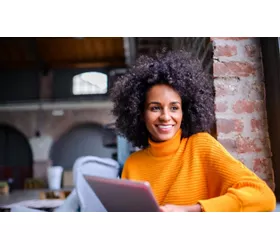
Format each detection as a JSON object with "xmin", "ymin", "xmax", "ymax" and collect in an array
[
  {"xmin": 10, "ymin": 156, "xmax": 120, "ymax": 212},
  {"xmin": 73, "ymin": 156, "xmax": 120, "ymax": 212}
]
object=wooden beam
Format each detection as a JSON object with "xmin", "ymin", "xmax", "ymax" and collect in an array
[
  {"xmin": 0, "ymin": 59, "xmax": 126, "ymax": 70},
  {"xmin": 50, "ymin": 60, "xmax": 126, "ymax": 69}
]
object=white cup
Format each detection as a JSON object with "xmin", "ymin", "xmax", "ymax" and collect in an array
[{"xmin": 47, "ymin": 166, "xmax": 63, "ymax": 190}]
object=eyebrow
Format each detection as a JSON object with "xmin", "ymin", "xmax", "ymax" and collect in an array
[{"xmin": 147, "ymin": 101, "xmax": 181, "ymax": 106}]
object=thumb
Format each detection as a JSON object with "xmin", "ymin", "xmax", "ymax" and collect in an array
[{"xmin": 159, "ymin": 204, "xmax": 173, "ymax": 212}]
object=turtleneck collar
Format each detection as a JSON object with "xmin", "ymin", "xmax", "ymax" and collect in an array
[{"xmin": 148, "ymin": 129, "xmax": 183, "ymax": 157}]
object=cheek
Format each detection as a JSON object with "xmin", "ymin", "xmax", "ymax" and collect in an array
[
  {"xmin": 174, "ymin": 112, "xmax": 183, "ymax": 124},
  {"xmin": 144, "ymin": 112, "xmax": 158, "ymax": 126}
]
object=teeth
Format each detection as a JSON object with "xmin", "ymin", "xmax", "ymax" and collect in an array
[{"xmin": 158, "ymin": 125, "xmax": 172, "ymax": 129}]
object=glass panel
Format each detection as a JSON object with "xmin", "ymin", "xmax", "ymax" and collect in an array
[{"xmin": 72, "ymin": 72, "xmax": 108, "ymax": 95}]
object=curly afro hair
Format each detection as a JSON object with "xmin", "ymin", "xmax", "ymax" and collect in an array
[{"xmin": 110, "ymin": 50, "xmax": 216, "ymax": 148}]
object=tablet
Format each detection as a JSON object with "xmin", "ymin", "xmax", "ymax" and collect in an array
[{"xmin": 84, "ymin": 175, "xmax": 160, "ymax": 212}]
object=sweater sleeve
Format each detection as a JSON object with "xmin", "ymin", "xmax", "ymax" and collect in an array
[
  {"xmin": 121, "ymin": 157, "xmax": 131, "ymax": 179},
  {"xmin": 197, "ymin": 133, "xmax": 276, "ymax": 212}
]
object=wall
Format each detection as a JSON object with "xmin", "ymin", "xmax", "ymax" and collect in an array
[
  {"xmin": 0, "ymin": 106, "xmax": 114, "ymax": 179},
  {"xmin": 0, "ymin": 67, "xmax": 114, "ymax": 103},
  {"xmin": 52, "ymin": 68, "xmax": 111, "ymax": 101},
  {"xmin": 50, "ymin": 123, "xmax": 115, "ymax": 170},
  {"xmin": 212, "ymin": 37, "xmax": 274, "ymax": 189},
  {"xmin": 0, "ymin": 69, "xmax": 39, "ymax": 103}
]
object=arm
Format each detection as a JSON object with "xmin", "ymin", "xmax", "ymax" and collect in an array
[
  {"xmin": 121, "ymin": 160, "xmax": 129, "ymax": 179},
  {"xmin": 197, "ymin": 134, "xmax": 276, "ymax": 212}
]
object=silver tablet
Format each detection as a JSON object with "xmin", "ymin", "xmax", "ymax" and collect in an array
[{"xmin": 84, "ymin": 175, "xmax": 160, "ymax": 212}]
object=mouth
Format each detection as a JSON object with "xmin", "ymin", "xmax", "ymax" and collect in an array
[{"xmin": 155, "ymin": 124, "xmax": 175, "ymax": 133}]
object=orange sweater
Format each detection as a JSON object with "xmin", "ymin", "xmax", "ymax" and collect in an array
[{"xmin": 121, "ymin": 129, "xmax": 276, "ymax": 212}]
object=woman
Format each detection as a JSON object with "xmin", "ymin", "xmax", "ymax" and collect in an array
[{"xmin": 111, "ymin": 50, "xmax": 276, "ymax": 212}]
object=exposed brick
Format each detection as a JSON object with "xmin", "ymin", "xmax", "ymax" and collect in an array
[
  {"xmin": 253, "ymin": 158, "xmax": 274, "ymax": 187},
  {"xmin": 247, "ymin": 85, "xmax": 264, "ymax": 101},
  {"xmin": 255, "ymin": 101, "xmax": 265, "ymax": 113},
  {"xmin": 236, "ymin": 137, "xmax": 264, "ymax": 153},
  {"xmin": 232, "ymin": 100, "xmax": 255, "ymax": 114},
  {"xmin": 210, "ymin": 38, "xmax": 272, "ymax": 186},
  {"xmin": 215, "ymin": 102, "xmax": 228, "ymax": 112},
  {"xmin": 253, "ymin": 158, "xmax": 270, "ymax": 174},
  {"xmin": 214, "ymin": 45, "xmax": 237, "ymax": 57},
  {"xmin": 215, "ymin": 83, "xmax": 229, "ymax": 97},
  {"xmin": 215, "ymin": 79, "xmax": 239, "ymax": 97},
  {"xmin": 251, "ymin": 119, "xmax": 265, "ymax": 132},
  {"xmin": 265, "ymin": 179, "xmax": 275, "ymax": 191},
  {"xmin": 245, "ymin": 44, "xmax": 259, "ymax": 58},
  {"xmin": 214, "ymin": 62, "xmax": 256, "ymax": 77},
  {"xmin": 217, "ymin": 118, "xmax": 244, "ymax": 134},
  {"xmin": 218, "ymin": 138, "xmax": 237, "ymax": 152},
  {"xmin": 215, "ymin": 79, "xmax": 264, "ymax": 100}
]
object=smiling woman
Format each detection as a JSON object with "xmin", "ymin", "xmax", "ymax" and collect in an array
[{"xmin": 111, "ymin": 50, "xmax": 276, "ymax": 212}]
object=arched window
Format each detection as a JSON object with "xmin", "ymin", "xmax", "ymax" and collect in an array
[{"xmin": 72, "ymin": 72, "xmax": 108, "ymax": 95}]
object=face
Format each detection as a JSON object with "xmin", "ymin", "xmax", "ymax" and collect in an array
[{"xmin": 144, "ymin": 84, "xmax": 183, "ymax": 142}]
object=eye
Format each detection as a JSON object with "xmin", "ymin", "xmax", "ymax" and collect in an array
[
  {"xmin": 171, "ymin": 106, "xmax": 179, "ymax": 111},
  {"xmin": 150, "ymin": 106, "xmax": 160, "ymax": 111}
]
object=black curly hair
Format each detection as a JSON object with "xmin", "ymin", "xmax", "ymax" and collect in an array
[{"xmin": 110, "ymin": 50, "xmax": 216, "ymax": 148}]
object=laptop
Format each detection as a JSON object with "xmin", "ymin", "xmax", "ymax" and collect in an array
[{"xmin": 84, "ymin": 175, "xmax": 160, "ymax": 212}]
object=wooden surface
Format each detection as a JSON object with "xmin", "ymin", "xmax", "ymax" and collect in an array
[
  {"xmin": 0, "ymin": 188, "xmax": 72, "ymax": 207},
  {"xmin": 0, "ymin": 38, "xmax": 126, "ymax": 69}
]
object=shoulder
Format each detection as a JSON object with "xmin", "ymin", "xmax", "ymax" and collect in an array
[
  {"xmin": 121, "ymin": 148, "xmax": 148, "ymax": 179},
  {"xmin": 188, "ymin": 132, "xmax": 218, "ymax": 146},
  {"xmin": 186, "ymin": 132, "xmax": 229, "ymax": 156},
  {"xmin": 125, "ymin": 148, "xmax": 149, "ymax": 164}
]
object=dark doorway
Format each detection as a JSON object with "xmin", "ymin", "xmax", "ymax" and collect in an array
[
  {"xmin": 0, "ymin": 124, "xmax": 33, "ymax": 189},
  {"xmin": 260, "ymin": 38, "xmax": 280, "ymax": 201},
  {"xmin": 50, "ymin": 123, "xmax": 116, "ymax": 171}
]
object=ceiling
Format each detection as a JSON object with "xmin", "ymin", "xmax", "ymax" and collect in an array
[{"xmin": 0, "ymin": 37, "xmax": 126, "ymax": 70}]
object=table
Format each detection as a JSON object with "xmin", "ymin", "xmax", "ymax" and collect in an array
[{"xmin": 0, "ymin": 188, "xmax": 72, "ymax": 212}]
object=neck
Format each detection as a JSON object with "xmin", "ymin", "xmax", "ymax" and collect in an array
[{"xmin": 148, "ymin": 129, "xmax": 182, "ymax": 157}]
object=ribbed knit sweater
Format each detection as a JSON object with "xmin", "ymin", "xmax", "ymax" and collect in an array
[{"xmin": 121, "ymin": 129, "xmax": 276, "ymax": 212}]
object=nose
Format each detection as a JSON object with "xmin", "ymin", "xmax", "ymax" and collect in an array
[{"xmin": 159, "ymin": 109, "xmax": 171, "ymax": 122}]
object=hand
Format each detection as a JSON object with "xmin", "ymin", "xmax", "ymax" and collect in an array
[{"xmin": 160, "ymin": 204, "xmax": 202, "ymax": 212}]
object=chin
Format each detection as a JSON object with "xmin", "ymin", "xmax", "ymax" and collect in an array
[{"xmin": 154, "ymin": 133, "xmax": 174, "ymax": 142}]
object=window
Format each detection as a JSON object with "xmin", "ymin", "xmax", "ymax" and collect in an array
[{"xmin": 72, "ymin": 72, "xmax": 108, "ymax": 95}]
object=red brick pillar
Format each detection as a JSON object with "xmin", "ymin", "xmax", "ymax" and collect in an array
[{"xmin": 211, "ymin": 37, "xmax": 274, "ymax": 190}]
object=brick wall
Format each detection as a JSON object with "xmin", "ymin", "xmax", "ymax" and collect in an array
[{"xmin": 212, "ymin": 37, "xmax": 274, "ymax": 189}]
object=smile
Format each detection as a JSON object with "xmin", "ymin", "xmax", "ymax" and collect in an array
[
  {"xmin": 155, "ymin": 124, "xmax": 175, "ymax": 132},
  {"xmin": 156, "ymin": 125, "xmax": 174, "ymax": 128}
]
